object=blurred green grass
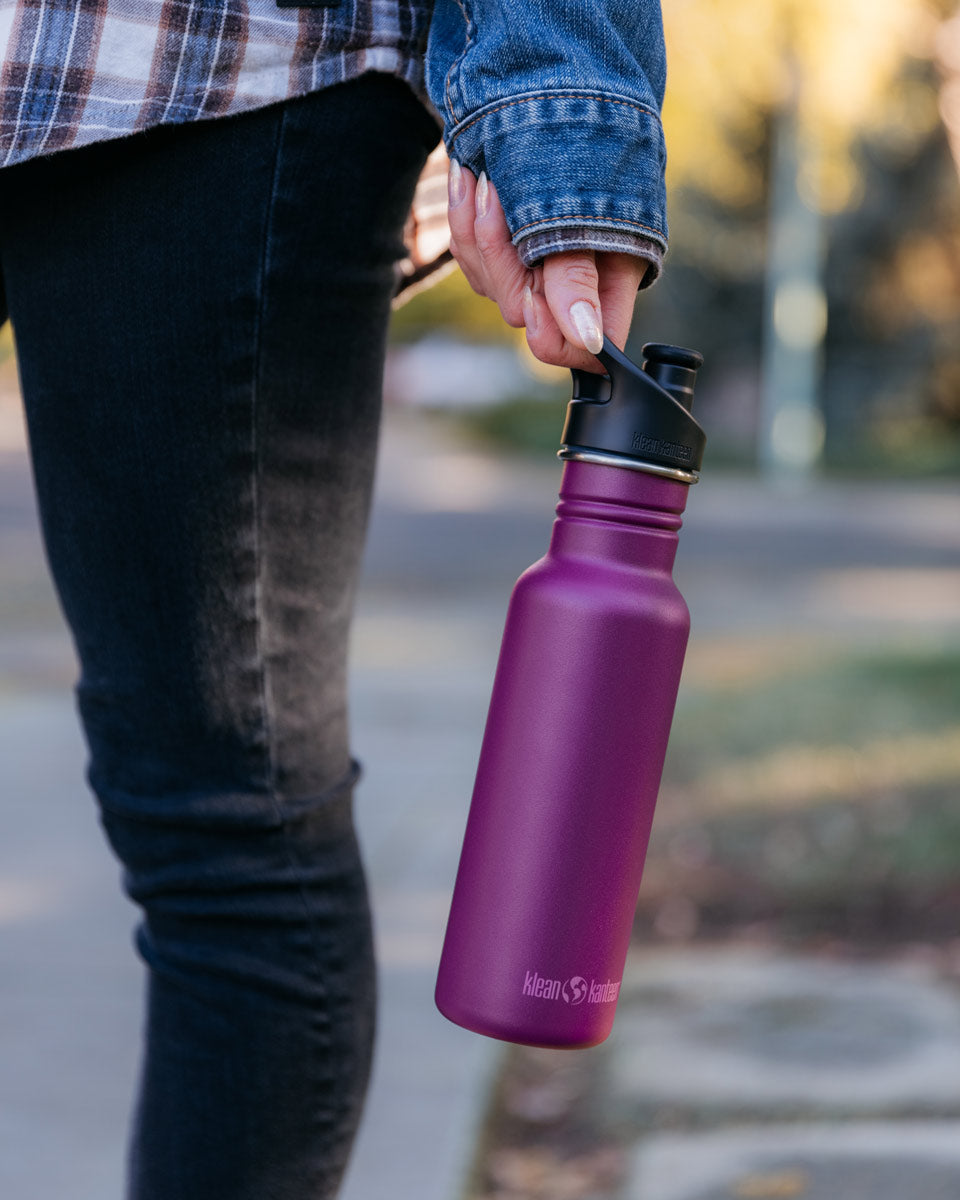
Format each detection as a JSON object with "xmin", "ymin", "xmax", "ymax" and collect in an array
[
  {"xmin": 456, "ymin": 395, "xmax": 570, "ymax": 456},
  {"xmin": 669, "ymin": 639, "xmax": 960, "ymax": 781},
  {"xmin": 639, "ymin": 638, "xmax": 960, "ymax": 943}
]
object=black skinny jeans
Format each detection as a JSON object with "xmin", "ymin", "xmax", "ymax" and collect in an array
[{"xmin": 0, "ymin": 73, "xmax": 439, "ymax": 1199}]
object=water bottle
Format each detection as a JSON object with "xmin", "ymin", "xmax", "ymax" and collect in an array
[{"xmin": 435, "ymin": 337, "xmax": 706, "ymax": 1048}]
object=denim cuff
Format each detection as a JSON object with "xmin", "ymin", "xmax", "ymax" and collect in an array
[
  {"xmin": 516, "ymin": 226, "xmax": 664, "ymax": 289},
  {"xmin": 444, "ymin": 89, "xmax": 668, "ymax": 261}
]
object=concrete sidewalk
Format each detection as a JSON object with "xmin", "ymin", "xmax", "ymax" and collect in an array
[{"xmin": 614, "ymin": 945, "xmax": 960, "ymax": 1200}]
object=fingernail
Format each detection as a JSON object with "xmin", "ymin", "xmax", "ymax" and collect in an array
[
  {"xmin": 570, "ymin": 300, "xmax": 603, "ymax": 354},
  {"xmin": 522, "ymin": 285, "xmax": 538, "ymax": 333},
  {"xmin": 448, "ymin": 159, "xmax": 465, "ymax": 207},
  {"xmin": 476, "ymin": 171, "xmax": 489, "ymax": 218}
]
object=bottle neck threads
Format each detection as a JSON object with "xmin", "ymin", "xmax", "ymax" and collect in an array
[{"xmin": 550, "ymin": 460, "xmax": 688, "ymax": 570}]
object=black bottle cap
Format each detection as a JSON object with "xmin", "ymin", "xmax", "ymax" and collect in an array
[{"xmin": 561, "ymin": 338, "xmax": 706, "ymax": 473}]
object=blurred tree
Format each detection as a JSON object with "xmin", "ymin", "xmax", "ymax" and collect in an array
[
  {"xmin": 636, "ymin": 0, "xmax": 960, "ymax": 472},
  {"xmin": 822, "ymin": 71, "xmax": 960, "ymax": 470},
  {"xmin": 662, "ymin": 0, "xmax": 943, "ymax": 213}
]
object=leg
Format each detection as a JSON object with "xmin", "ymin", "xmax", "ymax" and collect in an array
[{"xmin": 0, "ymin": 74, "xmax": 439, "ymax": 1199}]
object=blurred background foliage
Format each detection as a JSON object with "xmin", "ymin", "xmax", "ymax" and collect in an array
[
  {"xmin": 640, "ymin": 639, "xmax": 960, "ymax": 943},
  {"xmin": 393, "ymin": 0, "xmax": 960, "ymax": 476}
]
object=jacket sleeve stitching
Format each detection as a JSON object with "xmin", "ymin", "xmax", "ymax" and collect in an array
[
  {"xmin": 450, "ymin": 92, "xmax": 660, "ymax": 141},
  {"xmin": 445, "ymin": 0, "xmax": 474, "ymax": 121},
  {"xmin": 513, "ymin": 214, "xmax": 665, "ymax": 238}
]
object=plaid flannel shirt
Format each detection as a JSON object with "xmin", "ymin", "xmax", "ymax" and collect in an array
[{"xmin": 0, "ymin": 0, "xmax": 435, "ymax": 167}]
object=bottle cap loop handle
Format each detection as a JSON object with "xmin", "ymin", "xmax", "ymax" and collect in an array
[{"xmin": 561, "ymin": 337, "xmax": 707, "ymax": 476}]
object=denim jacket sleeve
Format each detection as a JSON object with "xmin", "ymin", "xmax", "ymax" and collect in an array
[{"xmin": 425, "ymin": 0, "xmax": 669, "ymax": 268}]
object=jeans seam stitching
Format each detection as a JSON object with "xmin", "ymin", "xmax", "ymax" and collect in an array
[
  {"xmin": 250, "ymin": 109, "xmax": 286, "ymax": 806},
  {"xmin": 249, "ymin": 106, "xmax": 332, "ymax": 1028}
]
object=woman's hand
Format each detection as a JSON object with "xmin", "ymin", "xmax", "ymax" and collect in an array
[{"xmin": 447, "ymin": 161, "xmax": 647, "ymax": 372}]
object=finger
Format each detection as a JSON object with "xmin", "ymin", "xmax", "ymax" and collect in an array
[
  {"xmin": 542, "ymin": 251, "xmax": 603, "ymax": 355},
  {"xmin": 447, "ymin": 231, "xmax": 486, "ymax": 299},
  {"xmin": 525, "ymin": 266, "xmax": 614, "ymax": 369},
  {"xmin": 521, "ymin": 283, "xmax": 570, "ymax": 367},
  {"xmin": 446, "ymin": 160, "xmax": 489, "ymax": 297},
  {"xmin": 473, "ymin": 175, "xmax": 530, "ymax": 327},
  {"xmin": 524, "ymin": 309, "xmax": 605, "ymax": 371},
  {"xmin": 522, "ymin": 285, "xmax": 607, "ymax": 371},
  {"xmin": 450, "ymin": 240, "xmax": 489, "ymax": 298},
  {"xmin": 595, "ymin": 252, "xmax": 648, "ymax": 349}
]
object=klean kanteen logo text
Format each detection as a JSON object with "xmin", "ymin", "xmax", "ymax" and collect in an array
[
  {"xmin": 630, "ymin": 432, "xmax": 693, "ymax": 462},
  {"xmin": 522, "ymin": 970, "xmax": 620, "ymax": 1005}
]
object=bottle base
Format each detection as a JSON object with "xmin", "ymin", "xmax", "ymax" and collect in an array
[{"xmin": 435, "ymin": 990, "xmax": 612, "ymax": 1050}]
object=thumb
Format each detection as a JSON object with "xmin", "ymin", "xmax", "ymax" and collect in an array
[{"xmin": 541, "ymin": 251, "xmax": 603, "ymax": 355}]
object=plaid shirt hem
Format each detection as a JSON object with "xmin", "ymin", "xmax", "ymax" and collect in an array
[{"xmin": 0, "ymin": 0, "xmax": 433, "ymax": 168}]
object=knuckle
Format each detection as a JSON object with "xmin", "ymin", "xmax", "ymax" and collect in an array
[
  {"xmin": 473, "ymin": 225, "xmax": 502, "ymax": 259},
  {"xmin": 564, "ymin": 263, "xmax": 600, "ymax": 291},
  {"xmin": 546, "ymin": 255, "xmax": 599, "ymax": 293},
  {"xmin": 447, "ymin": 210, "xmax": 475, "ymax": 247}
]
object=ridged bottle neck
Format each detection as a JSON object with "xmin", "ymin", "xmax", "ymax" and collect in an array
[{"xmin": 550, "ymin": 460, "xmax": 689, "ymax": 570}]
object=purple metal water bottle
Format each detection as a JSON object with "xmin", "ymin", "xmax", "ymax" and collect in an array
[{"xmin": 435, "ymin": 338, "xmax": 706, "ymax": 1049}]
